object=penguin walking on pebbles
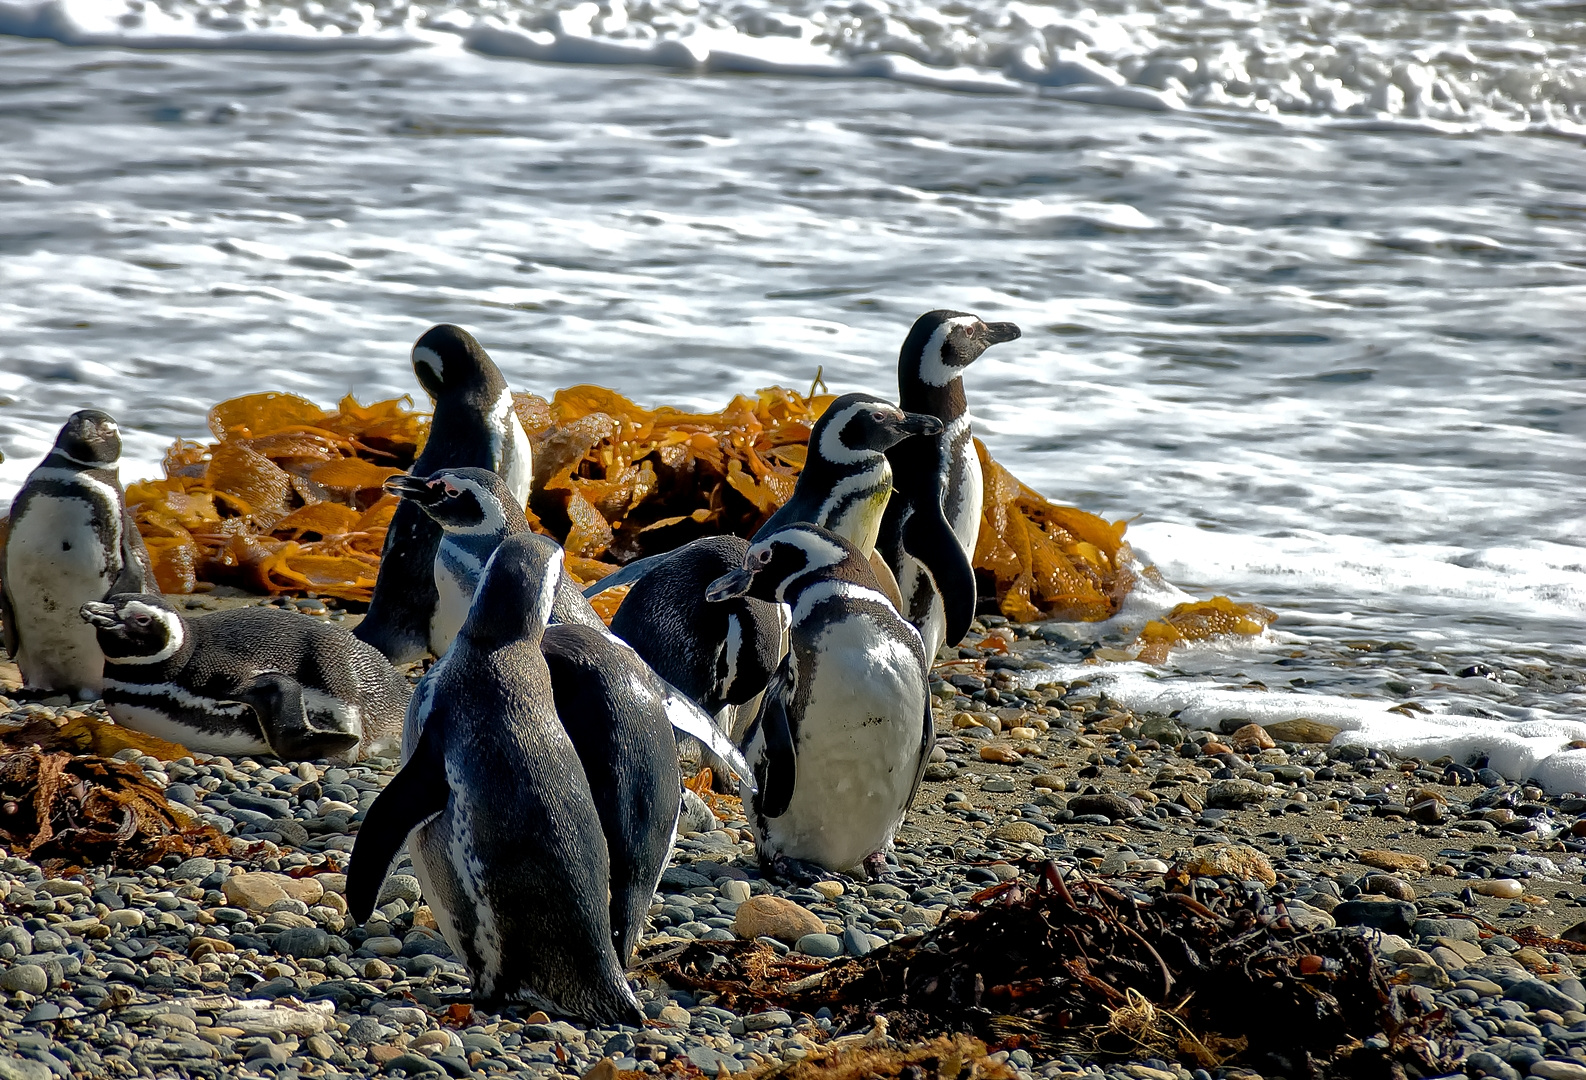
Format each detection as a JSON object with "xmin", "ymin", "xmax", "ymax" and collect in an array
[
  {"xmin": 81, "ymin": 594, "xmax": 410, "ymax": 760},
  {"xmin": 348, "ymin": 533, "xmax": 675, "ymax": 1019},
  {"xmin": 356, "ymin": 325, "xmax": 534, "ymax": 664},
  {"xmin": 884, "ymin": 310, "xmax": 1021, "ymax": 657},
  {"xmin": 705, "ymin": 523, "xmax": 932, "ymax": 882},
  {"xmin": 1, "ymin": 410, "xmax": 153, "ymax": 700},
  {"xmin": 385, "ymin": 467, "xmax": 599, "ymax": 657}
]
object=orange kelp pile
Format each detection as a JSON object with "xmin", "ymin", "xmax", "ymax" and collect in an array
[
  {"xmin": 114, "ymin": 386, "xmax": 1264, "ymax": 653},
  {"xmin": 1135, "ymin": 597, "xmax": 1278, "ymax": 664}
]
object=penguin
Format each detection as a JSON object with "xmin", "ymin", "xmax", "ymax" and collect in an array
[
  {"xmin": 384, "ymin": 467, "xmax": 600, "ymax": 657},
  {"xmin": 80, "ymin": 595, "xmax": 410, "ymax": 760},
  {"xmin": 705, "ymin": 523, "xmax": 932, "ymax": 882},
  {"xmin": 355, "ymin": 325, "xmax": 534, "ymax": 664},
  {"xmin": 347, "ymin": 533, "xmax": 656, "ymax": 1021},
  {"xmin": 894, "ymin": 310, "xmax": 1022, "ymax": 559},
  {"xmin": 753, "ymin": 393, "xmax": 942, "ymax": 556},
  {"xmin": 884, "ymin": 311, "xmax": 1021, "ymax": 656},
  {"xmin": 1, "ymin": 409, "xmax": 154, "ymax": 701}
]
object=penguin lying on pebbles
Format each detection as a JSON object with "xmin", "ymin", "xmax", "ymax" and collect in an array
[
  {"xmin": 2, "ymin": 410, "xmax": 153, "ymax": 700},
  {"xmin": 356, "ymin": 325, "xmax": 534, "ymax": 664},
  {"xmin": 387, "ymin": 471, "xmax": 750, "ymax": 780},
  {"xmin": 385, "ymin": 467, "xmax": 599, "ymax": 656},
  {"xmin": 348, "ymin": 534, "xmax": 672, "ymax": 1020},
  {"xmin": 706, "ymin": 523, "xmax": 932, "ymax": 882},
  {"xmin": 884, "ymin": 310, "xmax": 1021, "ymax": 657},
  {"xmin": 80, "ymin": 594, "xmax": 409, "ymax": 760}
]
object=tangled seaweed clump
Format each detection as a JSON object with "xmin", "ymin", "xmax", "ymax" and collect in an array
[
  {"xmin": 117, "ymin": 385, "xmax": 1271, "ymax": 651},
  {"xmin": 0, "ymin": 715, "xmax": 225, "ymax": 873},
  {"xmin": 639, "ymin": 867, "xmax": 1454, "ymax": 1080}
]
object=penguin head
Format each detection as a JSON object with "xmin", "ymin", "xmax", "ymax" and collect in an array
[
  {"xmin": 80, "ymin": 594, "xmax": 186, "ymax": 665},
  {"xmin": 386, "ymin": 467, "xmax": 515, "ymax": 535},
  {"xmin": 815, "ymin": 393, "xmax": 943, "ymax": 465},
  {"xmin": 901, "ymin": 310, "xmax": 1022, "ymax": 388},
  {"xmin": 232, "ymin": 672, "xmax": 362, "ymax": 761},
  {"xmin": 706, "ymin": 524, "xmax": 853, "ymax": 604},
  {"xmin": 461, "ymin": 532, "xmax": 565, "ymax": 646},
  {"xmin": 53, "ymin": 410, "xmax": 123, "ymax": 467},
  {"xmin": 410, "ymin": 324, "xmax": 508, "ymax": 404}
]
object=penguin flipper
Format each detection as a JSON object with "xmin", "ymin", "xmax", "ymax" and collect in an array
[
  {"xmin": 347, "ymin": 729, "xmax": 450, "ymax": 922},
  {"xmin": 904, "ymin": 501, "xmax": 977, "ymax": 649},
  {"xmin": 660, "ymin": 687, "xmax": 754, "ymax": 792},
  {"xmin": 115, "ymin": 507, "xmax": 155, "ymax": 594},
  {"xmin": 752, "ymin": 682, "xmax": 797, "ymax": 820},
  {"xmin": 580, "ymin": 551, "xmax": 669, "ymax": 598}
]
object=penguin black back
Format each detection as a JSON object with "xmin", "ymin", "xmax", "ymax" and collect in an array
[
  {"xmin": 541, "ymin": 622, "xmax": 681, "ymax": 965},
  {"xmin": 356, "ymin": 325, "xmax": 532, "ymax": 664},
  {"xmin": 607, "ymin": 535, "xmax": 779, "ymax": 716}
]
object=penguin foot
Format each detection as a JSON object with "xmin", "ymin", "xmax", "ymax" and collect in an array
[
  {"xmin": 766, "ymin": 854, "xmax": 836, "ymax": 886},
  {"xmin": 862, "ymin": 851, "xmax": 895, "ymax": 882}
]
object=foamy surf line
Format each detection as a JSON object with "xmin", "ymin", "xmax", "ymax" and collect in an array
[
  {"xmin": 3, "ymin": 0, "xmax": 1582, "ymax": 134},
  {"xmin": 1029, "ymin": 659, "xmax": 1586, "ymax": 796}
]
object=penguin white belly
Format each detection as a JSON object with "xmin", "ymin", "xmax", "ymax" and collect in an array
[
  {"xmin": 6, "ymin": 497, "xmax": 113, "ymax": 697},
  {"xmin": 759, "ymin": 620, "xmax": 926, "ymax": 871},
  {"xmin": 411, "ymin": 793, "xmax": 511, "ymax": 997},
  {"xmin": 429, "ymin": 554, "xmax": 476, "ymax": 658},
  {"xmin": 101, "ymin": 695, "xmax": 270, "ymax": 755},
  {"xmin": 943, "ymin": 418, "xmax": 983, "ymax": 560}
]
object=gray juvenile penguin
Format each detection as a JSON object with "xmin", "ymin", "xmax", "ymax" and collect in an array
[
  {"xmin": 2, "ymin": 409, "xmax": 153, "ymax": 699},
  {"xmin": 81, "ymin": 595, "xmax": 408, "ymax": 760},
  {"xmin": 348, "ymin": 534, "xmax": 648, "ymax": 1022}
]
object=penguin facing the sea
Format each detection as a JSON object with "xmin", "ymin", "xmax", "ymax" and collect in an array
[
  {"xmin": 706, "ymin": 523, "xmax": 932, "ymax": 882},
  {"xmin": 348, "ymin": 533, "xmax": 657, "ymax": 1021},
  {"xmin": 385, "ymin": 467, "xmax": 599, "ymax": 656},
  {"xmin": 1, "ymin": 410, "xmax": 154, "ymax": 700},
  {"xmin": 355, "ymin": 325, "xmax": 534, "ymax": 664},
  {"xmin": 884, "ymin": 310, "xmax": 1021, "ymax": 657},
  {"xmin": 81, "ymin": 594, "xmax": 409, "ymax": 760}
]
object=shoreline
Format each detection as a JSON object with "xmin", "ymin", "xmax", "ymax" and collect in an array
[{"xmin": 4, "ymin": 609, "xmax": 1586, "ymax": 1079}]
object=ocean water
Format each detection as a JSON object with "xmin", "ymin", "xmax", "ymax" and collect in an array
[{"xmin": 1, "ymin": 3, "xmax": 1583, "ymax": 784}]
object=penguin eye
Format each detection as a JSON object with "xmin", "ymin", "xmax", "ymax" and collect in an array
[
  {"xmin": 871, "ymin": 411, "xmax": 887, "ymax": 422},
  {"xmin": 132, "ymin": 614, "xmax": 152, "ymax": 627},
  {"xmin": 755, "ymin": 549, "xmax": 772, "ymax": 565}
]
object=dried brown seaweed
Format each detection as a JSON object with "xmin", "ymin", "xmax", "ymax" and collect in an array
[
  {"xmin": 639, "ymin": 868, "xmax": 1453, "ymax": 1080},
  {"xmin": 0, "ymin": 718, "xmax": 226, "ymax": 872}
]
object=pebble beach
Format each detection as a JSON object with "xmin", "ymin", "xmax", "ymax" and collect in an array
[{"xmin": 5, "ymin": 604, "xmax": 1586, "ymax": 1080}]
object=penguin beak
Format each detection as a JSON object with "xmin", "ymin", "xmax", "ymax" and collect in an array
[
  {"xmin": 978, "ymin": 321, "xmax": 1021, "ymax": 345},
  {"xmin": 383, "ymin": 474, "xmax": 446, "ymax": 505},
  {"xmin": 81, "ymin": 602, "xmax": 120, "ymax": 629},
  {"xmin": 704, "ymin": 568, "xmax": 755, "ymax": 603},
  {"xmin": 898, "ymin": 412, "xmax": 944, "ymax": 437}
]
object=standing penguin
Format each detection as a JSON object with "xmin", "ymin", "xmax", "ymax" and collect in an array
[
  {"xmin": 347, "ymin": 534, "xmax": 657, "ymax": 1021},
  {"xmin": 355, "ymin": 325, "xmax": 534, "ymax": 664},
  {"xmin": 884, "ymin": 310, "xmax": 1021, "ymax": 657},
  {"xmin": 591, "ymin": 394, "xmax": 938, "ymax": 740},
  {"xmin": 385, "ymin": 467, "xmax": 599, "ymax": 656},
  {"xmin": 705, "ymin": 523, "xmax": 932, "ymax": 882},
  {"xmin": 1, "ymin": 410, "xmax": 153, "ymax": 700},
  {"xmin": 81, "ymin": 594, "xmax": 409, "ymax": 760}
]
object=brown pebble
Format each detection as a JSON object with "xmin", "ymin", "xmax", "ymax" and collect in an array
[
  {"xmin": 1361, "ymin": 874, "xmax": 1416, "ymax": 901},
  {"xmin": 1358, "ymin": 849, "xmax": 1429, "ymax": 874},
  {"xmin": 980, "ymin": 745, "xmax": 1023, "ymax": 765},
  {"xmin": 1229, "ymin": 723, "xmax": 1275, "ymax": 752},
  {"xmin": 1200, "ymin": 741, "xmax": 1233, "ymax": 756}
]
